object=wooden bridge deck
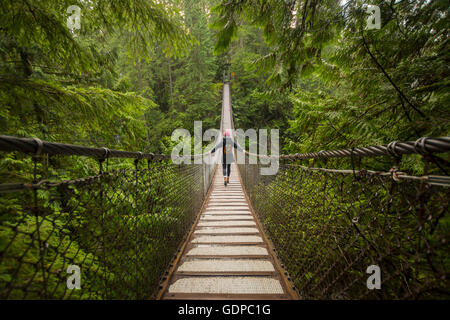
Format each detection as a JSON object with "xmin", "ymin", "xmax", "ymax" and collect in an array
[
  {"xmin": 159, "ymin": 164, "xmax": 297, "ymax": 300},
  {"xmin": 158, "ymin": 81, "xmax": 297, "ymax": 300}
]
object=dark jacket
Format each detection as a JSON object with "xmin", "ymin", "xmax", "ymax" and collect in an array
[{"xmin": 211, "ymin": 137, "xmax": 243, "ymax": 164}]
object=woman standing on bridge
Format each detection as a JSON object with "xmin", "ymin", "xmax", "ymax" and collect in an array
[{"xmin": 211, "ymin": 129, "xmax": 243, "ymax": 186}]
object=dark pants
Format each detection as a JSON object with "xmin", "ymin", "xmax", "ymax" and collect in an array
[{"xmin": 222, "ymin": 163, "xmax": 231, "ymax": 177}]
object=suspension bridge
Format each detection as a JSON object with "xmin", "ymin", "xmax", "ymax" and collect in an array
[
  {"xmin": 0, "ymin": 79, "xmax": 449, "ymax": 300},
  {"xmin": 159, "ymin": 82, "xmax": 298, "ymax": 299}
]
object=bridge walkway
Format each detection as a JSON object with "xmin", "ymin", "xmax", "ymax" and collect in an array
[{"xmin": 159, "ymin": 82, "xmax": 297, "ymax": 300}]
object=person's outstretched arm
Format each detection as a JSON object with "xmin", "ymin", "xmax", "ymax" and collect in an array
[
  {"xmin": 211, "ymin": 140, "xmax": 223, "ymax": 153},
  {"xmin": 233, "ymin": 140, "xmax": 244, "ymax": 152}
]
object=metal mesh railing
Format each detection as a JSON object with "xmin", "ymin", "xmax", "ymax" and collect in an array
[
  {"xmin": 0, "ymin": 135, "xmax": 216, "ymax": 299},
  {"xmin": 238, "ymin": 140, "xmax": 450, "ymax": 299}
]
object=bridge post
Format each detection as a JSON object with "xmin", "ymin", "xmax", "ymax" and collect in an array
[
  {"xmin": 202, "ymin": 158, "xmax": 206, "ymax": 198},
  {"xmin": 31, "ymin": 148, "xmax": 48, "ymax": 299}
]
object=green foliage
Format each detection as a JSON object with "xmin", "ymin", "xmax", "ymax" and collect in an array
[
  {"xmin": 0, "ymin": 0, "xmax": 221, "ymax": 300},
  {"xmin": 213, "ymin": 0, "xmax": 450, "ymax": 171},
  {"xmin": 211, "ymin": 0, "xmax": 342, "ymax": 88},
  {"xmin": 1, "ymin": 0, "xmax": 449, "ymax": 300},
  {"xmin": 244, "ymin": 164, "xmax": 450, "ymax": 299},
  {"xmin": 0, "ymin": 162, "xmax": 205, "ymax": 299}
]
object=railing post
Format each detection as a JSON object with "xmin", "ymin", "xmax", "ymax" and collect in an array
[
  {"xmin": 98, "ymin": 157, "xmax": 106, "ymax": 298},
  {"xmin": 202, "ymin": 156, "xmax": 206, "ymax": 198},
  {"xmin": 134, "ymin": 152, "xmax": 143, "ymax": 298},
  {"xmin": 244, "ymin": 157, "xmax": 246, "ymax": 189},
  {"xmin": 98, "ymin": 147, "xmax": 110, "ymax": 299},
  {"xmin": 29, "ymin": 138, "xmax": 48, "ymax": 298},
  {"xmin": 32, "ymin": 151, "xmax": 48, "ymax": 299}
]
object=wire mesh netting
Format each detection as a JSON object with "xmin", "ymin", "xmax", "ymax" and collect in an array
[
  {"xmin": 238, "ymin": 156, "xmax": 449, "ymax": 299},
  {"xmin": 0, "ymin": 155, "xmax": 215, "ymax": 299},
  {"xmin": 1, "ymin": 132, "xmax": 449, "ymax": 300}
]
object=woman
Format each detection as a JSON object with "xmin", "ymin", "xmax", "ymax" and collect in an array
[{"xmin": 211, "ymin": 129, "xmax": 243, "ymax": 186}]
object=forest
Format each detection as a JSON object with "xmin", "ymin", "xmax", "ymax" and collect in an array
[
  {"xmin": 0, "ymin": 0, "xmax": 448, "ymax": 299},
  {"xmin": 1, "ymin": 0, "xmax": 448, "ymax": 165}
]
